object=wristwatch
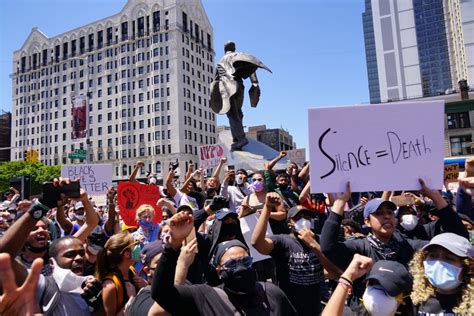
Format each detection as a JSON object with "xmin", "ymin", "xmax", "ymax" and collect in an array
[{"xmin": 28, "ymin": 198, "xmax": 50, "ymax": 220}]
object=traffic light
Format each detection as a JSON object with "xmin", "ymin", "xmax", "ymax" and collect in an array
[
  {"xmin": 23, "ymin": 150, "xmax": 28, "ymax": 161},
  {"xmin": 31, "ymin": 149, "xmax": 39, "ymax": 162},
  {"xmin": 25, "ymin": 149, "xmax": 31, "ymax": 161}
]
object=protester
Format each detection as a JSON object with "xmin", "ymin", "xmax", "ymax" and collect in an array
[
  {"xmin": 409, "ymin": 232, "xmax": 474, "ymax": 315},
  {"xmin": 151, "ymin": 211, "xmax": 297, "ymax": 315},
  {"xmin": 252, "ymin": 194, "xmax": 340, "ymax": 315},
  {"xmin": 221, "ymin": 168, "xmax": 252, "ymax": 212}
]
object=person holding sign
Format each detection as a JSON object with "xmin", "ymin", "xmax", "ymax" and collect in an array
[{"xmin": 320, "ymin": 180, "xmax": 468, "ymax": 312}]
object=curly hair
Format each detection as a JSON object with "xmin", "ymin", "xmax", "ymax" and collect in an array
[{"xmin": 409, "ymin": 250, "xmax": 474, "ymax": 314}]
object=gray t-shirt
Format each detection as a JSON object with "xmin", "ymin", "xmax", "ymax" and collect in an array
[{"xmin": 36, "ymin": 275, "xmax": 91, "ymax": 316}]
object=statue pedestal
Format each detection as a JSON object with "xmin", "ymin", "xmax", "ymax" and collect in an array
[{"xmin": 218, "ymin": 130, "xmax": 288, "ymax": 172}]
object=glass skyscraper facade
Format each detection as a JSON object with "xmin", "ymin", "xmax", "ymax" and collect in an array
[
  {"xmin": 363, "ymin": 0, "xmax": 381, "ymax": 103},
  {"xmin": 413, "ymin": 0, "xmax": 452, "ymax": 96}
]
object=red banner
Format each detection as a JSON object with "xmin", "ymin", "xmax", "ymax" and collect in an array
[{"xmin": 117, "ymin": 181, "xmax": 162, "ymax": 226}]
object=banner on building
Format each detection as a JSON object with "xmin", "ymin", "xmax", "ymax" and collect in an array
[
  {"xmin": 199, "ymin": 143, "xmax": 225, "ymax": 169},
  {"xmin": 117, "ymin": 181, "xmax": 162, "ymax": 226},
  {"xmin": 71, "ymin": 94, "xmax": 88, "ymax": 140},
  {"xmin": 308, "ymin": 101, "xmax": 445, "ymax": 192},
  {"xmin": 61, "ymin": 164, "xmax": 112, "ymax": 196},
  {"xmin": 287, "ymin": 149, "xmax": 306, "ymax": 167}
]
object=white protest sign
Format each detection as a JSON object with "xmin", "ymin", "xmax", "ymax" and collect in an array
[
  {"xmin": 61, "ymin": 164, "xmax": 112, "ymax": 196},
  {"xmin": 198, "ymin": 144, "xmax": 225, "ymax": 169},
  {"xmin": 287, "ymin": 149, "xmax": 306, "ymax": 166},
  {"xmin": 239, "ymin": 213, "xmax": 272, "ymax": 263},
  {"xmin": 308, "ymin": 101, "xmax": 444, "ymax": 192}
]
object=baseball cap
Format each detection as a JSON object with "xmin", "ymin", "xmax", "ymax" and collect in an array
[
  {"xmin": 211, "ymin": 239, "xmax": 249, "ymax": 267},
  {"xmin": 177, "ymin": 204, "xmax": 193, "ymax": 214},
  {"xmin": 74, "ymin": 201, "xmax": 84, "ymax": 210},
  {"xmin": 87, "ymin": 231, "xmax": 108, "ymax": 255},
  {"xmin": 363, "ymin": 199, "xmax": 396, "ymax": 219},
  {"xmin": 365, "ymin": 260, "xmax": 413, "ymax": 296},
  {"xmin": 287, "ymin": 206, "xmax": 311, "ymax": 221},
  {"xmin": 421, "ymin": 232, "xmax": 473, "ymax": 258},
  {"xmin": 141, "ymin": 240, "xmax": 164, "ymax": 266},
  {"xmin": 215, "ymin": 208, "xmax": 238, "ymax": 221}
]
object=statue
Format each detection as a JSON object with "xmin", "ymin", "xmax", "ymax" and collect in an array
[{"xmin": 210, "ymin": 41, "xmax": 272, "ymax": 151}]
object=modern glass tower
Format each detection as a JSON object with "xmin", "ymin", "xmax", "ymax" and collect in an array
[{"xmin": 362, "ymin": 0, "xmax": 471, "ymax": 103}]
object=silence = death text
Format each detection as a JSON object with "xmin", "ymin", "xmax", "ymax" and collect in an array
[{"xmin": 317, "ymin": 128, "xmax": 432, "ymax": 179}]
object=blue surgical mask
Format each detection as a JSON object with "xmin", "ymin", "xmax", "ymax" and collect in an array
[
  {"xmin": 131, "ymin": 244, "xmax": 142, "ymax": 262},
  {"xmin": 423, "ymin": 259, "xmax": 463, "ymax": 291},
  {"xmin": 139, "ymin": 219, "xmax": 153, "ymax": 229}
]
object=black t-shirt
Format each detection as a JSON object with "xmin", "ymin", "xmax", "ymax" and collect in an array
[
  {"xmin": 415, "ymin": 292, "xmax": 461, "ymax": 315},
  {"xmin": 269, "ymin": 234, "xmax": 324, "ymax": 316},
  {"xmin": 126, "ymin": 286, "xmax": 155, "ymax": 316}
]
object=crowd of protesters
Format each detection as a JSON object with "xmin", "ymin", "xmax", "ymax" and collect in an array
[{"xmin": 0, "ymin": 151, "xmax": 473, "ymax": 316}]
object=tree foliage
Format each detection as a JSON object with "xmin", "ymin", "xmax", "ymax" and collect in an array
[{"xmin": 0, "ymin": 161, "xmax": 60, "ymax": 196}]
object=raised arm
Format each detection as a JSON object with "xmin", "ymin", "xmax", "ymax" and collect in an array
[
  {"xmin": 130, "ymin": 161, "xmax": 144, "ymax": 182},
  {"xmin": 265, "ymin": 151, "xmax": 286, "ymax": 171},
  {"xmin": 299, "ymin": 181, "xmax": 311, "ymax": 204},
  {"xmin": 55, "ymin": 204, "xmax": 73, "ymax": 234},
  {"xmin": 298, "ymin": 163, "xmax": 310, "ymax": 182},
  {"xmin": 165, "ymin": 169, "xmax": 178, "ymax": 198},
  {"xmin": 212, "ymin": 157, "xmax": 227, "ymax": 182},
  {"xmin": 251, "ymin": 193, "xmax": 280, "ymax": 255},
  {"xmin": 104, "ymin": 187, "xmax": 117, "ymax": 235},
  {"xmin": 73, "ymin": 192, "xmax": 99, "ymax": 243}
]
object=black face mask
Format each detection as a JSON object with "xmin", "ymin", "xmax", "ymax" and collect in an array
[
  {"xmin": 220, "ymin": 222, "xmax": 241, "ymax": 240},
  {"xmin": 220, "ymin": 266, "xmax": 256, "ymax": 295},
  {"xmin": 206, "ymin": 188, "xmax": 216, "ymax": 197},
  {"xmin": 278, "ymin": 183, "xmax": 288, "ymax": 191}
]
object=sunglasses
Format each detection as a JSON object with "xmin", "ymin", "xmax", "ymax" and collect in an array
[
  {"xmin": 222, "ymin": 256, "xmax": 253, "ymax": 272},
  {"xmin": 252, "ymin": 178, "xmax": 263, "ymax": 182}
]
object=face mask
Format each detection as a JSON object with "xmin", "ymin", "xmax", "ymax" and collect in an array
[
  {"xmin": 220, "ymin": 266, "xmax": 256, "ymax": 295},
  {"xmin": 139, "ymin": 219, "xmax": 153, "ymax": 229},
  {"xmin": 423, "ymin": 259, "xmax": 463, "ymax": 291},
  {"xmin": 8, "ymin": 213, "xmax": 15, "ymax": 221},
  {"xmin": 278, "ymin": 183, "xmax": 288, "ymax": 191},
  {"xmin": 160, "ymin": 231, "xmax": 171, "ymax": 244},
  {"xmin": 26, "ymin": 242, "xmax": 49, "ymax": 253},
  {"xmin": 149, "ymin": 177, "xmax": 157, "ymax": 185},
  {"xmin": 131, "ymin": 244, "xmax": 141, "ymax": 262},
  {"xmin": 68, "ymin": 212, "xmax": 76, "ymax": 221},
  {"xmin": 400, "ymin": 214, "xmax": 418, "ymax": 231},
  {"xmin": 362, "ymin": 285, "xmax": 398, "ymax": 316},
  {"xmin": 220, "ymin": 222, "xmax": 241, "ymax": 239},
  {"xmin": 51, "ymin": 258, "xmax": 89, "ymax": 293},
  {"xmin": 235, "ymin": 175, "xmax": 243, "ymax": 185},
  {"xmin": 74, "ymin": 214, "xmax": 85, "ymax": 221},
  {"xmin": 252, "ymin": 181, "xmax": 264, "ymax": 193},
  {"xmin": 206, "ymin": 188, "xmax": 216, "ymax": 197}
]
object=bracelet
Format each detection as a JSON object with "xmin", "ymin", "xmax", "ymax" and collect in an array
[
  {"xmin": 337, "ymin": 278, "xmax": 353, "ymax": 294},
  {"xmin": 339, "ymin": 275, "xmax": 354, "ymax": 287}
]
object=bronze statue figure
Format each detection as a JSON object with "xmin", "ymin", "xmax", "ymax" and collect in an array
[{"xmin": 210, "ymin": 41, "xmax": 272, "ymax": 151}]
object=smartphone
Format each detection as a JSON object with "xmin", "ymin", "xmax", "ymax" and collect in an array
[
  {"xmin": 41, "ymin": 181, "xmax": 81, "ymax": 209},
  {"xmin": 228, "ymin": 165, "xmax": 235, "ymax": 171}
]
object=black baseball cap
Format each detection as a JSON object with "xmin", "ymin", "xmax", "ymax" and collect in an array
[
  {"xmin": 365, "ymin": 260, "xmax": 413, "ymax": 296},
  {"xmin": 215, "ymin": 208, "xmax": 238, "ymax": 221},
  {"xmin": 287, "ymin": 206, "xmax": 311, "ymax": 221},
  {"xmin": 141, "ymin": 240, "xmax": 164, "ymax": 266}
]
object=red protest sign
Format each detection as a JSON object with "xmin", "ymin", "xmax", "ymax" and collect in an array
[{"xmin": 117, "ymin": 181, "xmax": 162, "ymax": 226}]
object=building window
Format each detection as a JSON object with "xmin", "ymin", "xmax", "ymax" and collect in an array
[
  {"xmin": 450, "ymin": 135, "xmax": 472, "ymax": 156},
  {"xmin": 447, "ymin": 112, "xmax": 470, "ymax": 129}
]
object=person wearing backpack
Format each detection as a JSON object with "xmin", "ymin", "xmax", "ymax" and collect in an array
[{"xmin": 96, "ymin": 231, "xmax": 140, "ymax": 316}]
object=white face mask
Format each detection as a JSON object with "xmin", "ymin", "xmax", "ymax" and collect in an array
[
  {"xmin": 400, "ymin": 214, "xmax": 418, "ymax": 231},
  {"xmin": 74, "ymin": 214, "xmax": 85, "ymax": 221},
  {"xmin": 149, "ymin": 177, "xmax": 157, "ymax": 184},
  {"xmin": 294, "ymin": 218, "xmax": 313, "ymax": 232},
  {"xmin": 362, "ymin": 285, "xmax": 398, "ymax": 316},
  {"xmin": 235, "ymin": 175, "xmax": 244, "ymax": 185},
  {"xmin": 51, "ymin": 258, "xmax": 89, "ymax": 293}
]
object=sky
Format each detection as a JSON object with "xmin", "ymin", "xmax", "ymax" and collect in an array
[{"xmin": 0, "ymin": 0, "xmax": 369, "ymax": 151}]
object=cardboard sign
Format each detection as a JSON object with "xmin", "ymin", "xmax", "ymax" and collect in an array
[
  {"xmin": 61, "ymin": 164, "xmax": 112, "ymax": 196},
  {"xmin": 308, "ymin": 101, "xmax": 444, "ymax": 192},
  {"xmin": 199, "ymin": 144, "xmax": 225, "ymax": 169},
  {"xmin": 391, "ymin": 195, "xmax": 416, "ymax": 206},
  {"xmin": 287, "ymin": 149, "xmax": 306, "ymax": 167},
  {"xmin": 239, "ymin": 213, "xmax": 272, "ymax": 263},
  {"xmin": 117, "ymin": 181, "xmax": 162, "ymax": 226},
  {"xmin": 444, "ymin": 163, "xmax": 460, "ymax": 183}
]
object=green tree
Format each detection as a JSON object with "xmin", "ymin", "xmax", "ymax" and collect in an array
[{"xmin": 0, "ymin": 161, "xmax": 60, "ymax": 196}]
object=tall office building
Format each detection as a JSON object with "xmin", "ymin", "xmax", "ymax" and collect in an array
[
  {"xmin": 363, "ymin": 0, "xmax": 472, "ymax": 103},
  {"xmin": 11, "ymin": 0, "xmax": 216, "ymax": 180}
]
